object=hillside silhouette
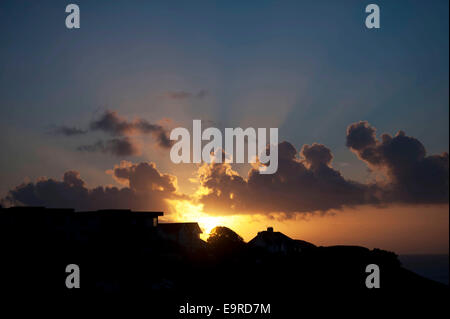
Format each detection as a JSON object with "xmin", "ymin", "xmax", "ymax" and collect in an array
[{"xmin": 0, "ymin": 206, "xmax": 447, "ymax": 317}]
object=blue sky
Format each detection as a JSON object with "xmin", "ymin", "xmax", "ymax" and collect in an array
[{"xmin": 0, "ymin": 0, "xmax": 448, "ymax": 196}]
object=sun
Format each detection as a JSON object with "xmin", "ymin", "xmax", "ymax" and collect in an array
[
  {"xmin": 166, "ymin": 199, "xmax": 237, "ymax": 240},
  {"xmin": 196, "ymin": 216, "xmax": 220, "ymax": 239}
]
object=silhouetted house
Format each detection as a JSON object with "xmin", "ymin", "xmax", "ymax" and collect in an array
[
  {"xmin": 248, "ymin": 227, "xmax": 316, "ymax": 254},
  {"xmin": 0, "ymin": 206, "xmax": 163, "ymax": 245},
  {"xmin": 157, "ymin": 222, "xmax": 203, "ymax": 250},
  {"xmin": 0, "ymin": 206, "xmax": 169, "ymax": 292}
]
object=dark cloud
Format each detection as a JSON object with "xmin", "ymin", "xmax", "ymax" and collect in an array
[
  {"xmin": 346, "ymin": 121, "xmax": 449, "ymax": 204},
  {"xmin": 197, "ymin": 122, "xmax": 448, "ymax": 216},
  {"xmin": 152, "ymin": 128, "xmax": 173, "ymax": 149},
  {"xmin": 8, "ymin": 121, "xmax": 447, "ymax": 216},
  {"xmin": 197, "ymin": 141, "xmax": 376, "ymax": 216},
  {"xmin": 49, "ymin": 126, "xmax": 87, "ymax": 136},
  {"xmin": 165, "ymin": 90, "xmax": 208, "ymax": 100},
  {"xmin": 49, "ymin": 110, "xmax": 173, "ymax": 157},
  {"xmin": 77, "ymin": 137, "xmax": 140, "ymax": 157},
  {"xmin": 301, "ymin": 143, "xmax": 333, "ymax": 168},
  {"xmin": 346, "ymin": 121, "xmax": 377, "ymax": 151},
  {"xmin": 2, "ymin": 163, "xmax": 181, "ymax": 212},
  {"xmin": 89, "ymin": 110, "xmax": 173, "ymax": 149},
  {"xmin": 111, "ymin": 161, "xmax": 178, "ymax": 194},
  {"xmin": 49, "ymin": 110, "xmax": 172, "ymax": 155}
]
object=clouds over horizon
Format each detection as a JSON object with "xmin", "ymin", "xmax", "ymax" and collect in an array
[
  {"xmin": 195, "ymin": 123, "xmax": 448, "ymax": 216},
  {"xmin": 346, "ymin": 121, "xmax": 449, "ymax": 204},
  {"xmin": 6, "ymin": 122, "xmax": 449, "ymax": 217},
  {"xmin": 2, "ymin": 162, "xmax": 182, "ymax": 212},
  {"xmin": 51, "ymin": 110, "xmax": 173, "ymax": 156},
  {"xmin": 196, "ymin": 141, "xmax": 378, "ymax": 216}
]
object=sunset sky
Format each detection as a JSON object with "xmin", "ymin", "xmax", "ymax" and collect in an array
[{"xmin": 1, "ymin": 0, "xmax": 448, "ymax": 254}]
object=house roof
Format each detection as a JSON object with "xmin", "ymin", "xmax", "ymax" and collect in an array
[
  {"xmin": 82, "ymin": 209, "xmax": 163, "ymax": 217},
  {"xmin": 248, "ymin": 228, "xmax": 316, "ymax": 249},
  {"xmin": 158, "ymin": 222, "xmax": 202, "ymax": 234},
  {"xmin": 248, "ymin": 230, "xmax": 294, "ymax": 246},
  {"xmin": 294, "ymin": 239, "xmax": 317, "ymax": 249},
  {"xmin": 0, "ymin": 207, "xmax": 163, "ymax": 217}
]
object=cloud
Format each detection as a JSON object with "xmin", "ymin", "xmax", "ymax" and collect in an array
[
  {"xmin": 49, "ymin": 126, "xmax": 87, "ymax": 136},
  {"xmin": 301, "ymin": 143, "xmax": 333, "ymax": 167},
  {"xmin": 196, "ymin": 141, "xmax": 376, "ymax": 216},
  {"xmin": 346, "ymin": 121, "xmax": 449, "ymax": 204},
  {"xmin": 89, "ymin": 110, "xmax": 173, "ymax": 148},
  {"xmin": 49, "ymin": 110, "xmax": 173, "ymax": 157},
  {"xmin": 7, "ymin": 121, "xmax": 448, "ymax": 217},
  {"xmin": 165, "ymin": 90, "xmax": 208, "ymax": 100},
  {"xmin": 196, "ymin": 122, "xmax": 448, "ymax": 216},
  {"xmin": 110, "ymin": 161, "xmax": 178, "ymax": 194},
  {"xmin": 2, "ymin": 162, "xmax": 181, "ymax": 212},
  {"xmin": 77, "ymin": 137, "xmax": 140, "ymax": 157}
]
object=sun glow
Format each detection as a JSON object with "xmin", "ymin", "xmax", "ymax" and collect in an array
[{"xmin": 166, "ymin": 199, "xmax": 244, "ymax": 241}]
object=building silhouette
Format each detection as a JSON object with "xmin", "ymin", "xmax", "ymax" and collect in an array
[{"xmin": 248, "ymin": 226, "xmax": 316, "ymax": 254}]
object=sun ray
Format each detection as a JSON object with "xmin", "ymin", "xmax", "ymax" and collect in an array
[{"xmin": 166, "ymin": 199, "xmax": 244, "ymax": 240}]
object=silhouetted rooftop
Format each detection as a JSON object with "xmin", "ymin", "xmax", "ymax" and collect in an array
[
  {"xmin": 0, "ymin": 206, "xmax": 163, "ymax": 217},
  {"xmin": 158, "ymin": 222, "xmax": 202, "ymax": 234}
]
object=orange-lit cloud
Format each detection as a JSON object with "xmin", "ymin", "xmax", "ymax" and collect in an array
[
  {"xmin": 2, "ymin": 162, "xmax": 182, "ymax": 213},
  {"xmin": 3, "ymin": 121, "xmax": 448, "ymax": 250},
  {"xmin": 195, "ymin": 122, "xmax": 448, "ymax": 216}
]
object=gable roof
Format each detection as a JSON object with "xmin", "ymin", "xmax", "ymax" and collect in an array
[
  {"xmin": 1, "ymin": 207, "xmax": 163, "ymax": 217},
  {"xmin": 248, "ymin": 230, "xmax": 294, "ymax": 246},
  {"xmin": 248, "ymin": 229, "xmax": 316, "ymax": 249}
]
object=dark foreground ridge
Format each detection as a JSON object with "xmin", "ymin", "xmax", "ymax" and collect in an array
[{"xmin": 0, "ymin": 206, "xmax": 447, "ymax": 316}]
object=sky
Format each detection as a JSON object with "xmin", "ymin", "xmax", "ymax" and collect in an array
[{"xmin": 0, "ymin": 0, "xmax": 448, "ymax": 254}]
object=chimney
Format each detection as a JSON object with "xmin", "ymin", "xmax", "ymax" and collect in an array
[{"xmin": 267, "ymin": 227, "xmax": 273, "ymax": 232}]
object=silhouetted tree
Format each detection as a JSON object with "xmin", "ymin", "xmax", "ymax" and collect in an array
[{"xmin": 207, "ymin": 226, "xmax": 245, "ymax": 256}]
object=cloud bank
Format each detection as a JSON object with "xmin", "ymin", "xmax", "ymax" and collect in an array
[
  {"xmin": 196, "ymin": 141, "xmax": 377, "ymax": 215},
  {"xmin": 3, "ymin": 162, "xmax": 181, "ymax": 212},
  {"xmin": 194, "ymin": 122, "xmax": 448, "ymax": 216},
  {"xmin": 346, "ymin": 121, "xmax": 449, "ymax": 204},
  {"xmin": 6, "ymin": 122, "xmax": 449, "ymax": 216}
]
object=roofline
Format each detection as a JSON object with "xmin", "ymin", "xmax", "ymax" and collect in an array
[
  {"xmin": 158, "ymin": 222, "xmax": 203, "ymax": 233},
  {"xmin": 0, "ymin": 207, "xmax": 164, "ymax": 216},
  {"xmin": 158, "ymin": 222, "xmax": 199, "ymax": 225}
]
